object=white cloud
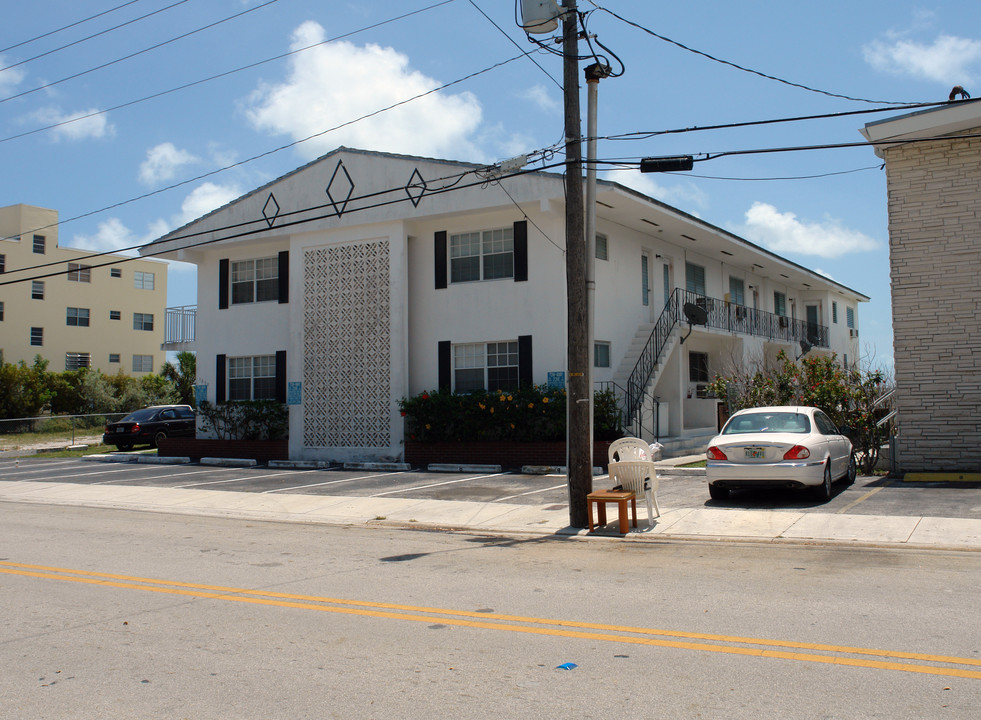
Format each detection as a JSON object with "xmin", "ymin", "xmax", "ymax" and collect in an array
[
  {"xmin": 518, "ymin": 84, "xmax": 560, "ymax": 112},
  {"xmin": 32, "ymin": 106, "xmax": 114, "ymax": 141},
  {"xmin": 177, "ymin": 182, "xmax": 242, "ymax": 226},
  {"xmin": 736, "ymin": 202, "xmax": 878, "ymax": 259},
  {"xmin": 71, "ymin": 217, "xmax": 138, "ymax": 256},
  {"xmin": 245, "ymin": 21, "xmax": 483, "ymax": 160},
  {"xmin": 603, "ymin": 168, "xmax": 708, "ymax": 212},
  {"xmin": 139, "ymin": 142, "xmax": 198, "ymax": 185},
  {"xmin": 863, "ymin": 34, "xmax": 981, "ymax": 82},
  {"xmin": 0, "ymin": 56, "xmax": 25, "ymax": 95}
]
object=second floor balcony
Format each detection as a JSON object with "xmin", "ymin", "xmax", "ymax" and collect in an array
[{"xmin": 162, "ymin": 305, "xmax": 196, "ymax": 350}]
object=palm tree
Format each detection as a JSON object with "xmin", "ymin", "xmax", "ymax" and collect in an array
[{"xmin": 160, "ymin": 351, "xmax": 197, "ymax": 407}]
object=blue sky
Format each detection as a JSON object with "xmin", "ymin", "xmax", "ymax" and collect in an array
[{"xmin": 4, "ymin": 0, "xmax": 981, "ymax": 374}]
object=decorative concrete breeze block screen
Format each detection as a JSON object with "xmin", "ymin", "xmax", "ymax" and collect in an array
[{"xmin": 302, "ymin": 240, "xmax": 391, "ymax": 448}]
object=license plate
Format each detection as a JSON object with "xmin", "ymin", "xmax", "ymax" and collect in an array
[{"xmin": 744, "ymin": 447, "xmax": 765, "ymax": 459}]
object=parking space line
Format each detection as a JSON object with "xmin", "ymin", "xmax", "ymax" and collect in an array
[
  {"xmin": 837, "ymin": 480, "xmax": 894, "ymax": 514},
  {"xmin": 176, "ymin": 469, "xmax": 312, "ymax": 489},
  {"xmin": 0, "ymin": 460, "xmax": 83, "ymax": 476},
  {"xmin": 495, "ymin": 483, "xmax": 568, "ymax": 502},
  {"xmin": 262, "ymin": 471, "xmax": 411, "ymax": 494},
  {"xmin": 370, "ymin": 473, "xmax": 508, "ymax": 497}
]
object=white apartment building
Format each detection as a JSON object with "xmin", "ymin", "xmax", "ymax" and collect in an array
[{"xmin": 148, "ymin": 148, "xmax": 866, "ymax": 462}]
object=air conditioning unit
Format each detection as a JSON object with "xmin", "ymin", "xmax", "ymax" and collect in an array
[
  {"xmin": 778, "ymin": 316, "xmax": 789, "ymax": 329},
  {"xmin": 849, "ymin": 328, "xmax": 859, "ymax": 338}
]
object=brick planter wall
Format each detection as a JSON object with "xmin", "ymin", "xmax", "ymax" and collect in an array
[
  {"xmin": 404, "ymin": 440, "xmax": 613, "ymax": 470},
  {"xmin": 157, "ymin": 438, "xmax": 289, "ymax": 463}
]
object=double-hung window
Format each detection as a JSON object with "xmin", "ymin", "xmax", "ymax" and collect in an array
[
  {"xmin": 231, "ymin": 258, "xmax": 278, "ymax": 304},
  {"xmin": 594, "ymin": 341, "xmax": 611, "ymax": 368},
  {"xmin": 774, "ymin": 291, "xmax": 787, "ymax": 317},
  {"xmin": 33, "ymin": 235, "xmax": 45, "ymax": 254},
  {"xmin": 228, "ymin": 355, "xmax": 277, "ymax": 401},
  {"xmin": 67, "ymin": 263, "xmax": 91, "ymax": 282},
  {"xmin": 133, "ymin": 313, "xmax": 154, "ymax": 331},
  {"xmin": 32, "ymin": 281, "xmax": 44, "ymax": 300},
  {"xmin": 30, "ymin": 327, "xmax": 43, "ymax": 346},
  {"xmin": 729, "ymin": 277, "xmax": 745, "ymax": 306},
  {"xmin": 0, "ymin": 253, "xmax": 5, "ymax": 273},
  {"xmin": 449, "ymin": 227, "xmax": 513, "ymax": 283},
  {"xmin": 453, "ymin": 341, "xmax": 519, "ymax": 392},
  {"xmin": 67, "ymin": 307, "xmax": 90, "ymax": 327},
  {"xmin": 134, "ymin": 271, "xmax": 155, "ymax": 290},
  {"xmin": 685, "ymin": 262, "xmax": 706, "ymax": 296}
]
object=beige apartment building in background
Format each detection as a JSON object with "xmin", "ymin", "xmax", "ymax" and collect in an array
[{"xmin": 0, "ymin": 204, "xmax": 167, "ymax": 375}]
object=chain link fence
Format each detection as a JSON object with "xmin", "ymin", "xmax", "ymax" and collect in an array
[{"xmin": 0, "ymin": 413, "xmax": 127, "ymax": 450}]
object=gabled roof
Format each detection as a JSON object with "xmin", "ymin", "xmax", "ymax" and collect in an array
[{"xmin": 146, "ymin": 146, "xmax": 868, "ymax": 301}]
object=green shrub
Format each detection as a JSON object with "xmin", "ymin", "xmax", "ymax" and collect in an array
[
  {"xmin": 398, "ymin": 385, "xmax": 622, "ymax": 442},
  {"xmin": 197, "ymin": 400, "xmax": 288, "ymax": 441}
]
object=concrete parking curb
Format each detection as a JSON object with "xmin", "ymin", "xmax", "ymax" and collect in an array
[{"xmin": 81, "ymin": 454, "xmax": 191, "ymax": 465}]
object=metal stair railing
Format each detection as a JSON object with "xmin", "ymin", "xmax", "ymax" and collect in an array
[
  {"xmin": 623, "ymin": 289, "xmax": 683, "ymax": 427},
  {"xmin": 621, "ymin": 289, "xmax": 831, "ymax": 427}
]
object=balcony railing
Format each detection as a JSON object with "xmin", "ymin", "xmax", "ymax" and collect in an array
[
  {"xmin": 623, "ymin": 289, "xmax": 829, "ymax": 425},
  {"xmin": 163, "ymin": 305, "xmax": 196, "ymax": 346}
]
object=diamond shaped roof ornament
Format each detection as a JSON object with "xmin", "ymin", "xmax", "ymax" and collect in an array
[
  {"xmin": 405, "ymin": 167, "xmax": 427, "ymax": 207},
  {"xmin": 325, "ymin": 160, "xmax": 355, "ymax": 217},
  {"xmin": 262, "ymin": 192, "xmax": 281, "ymax": 228}
]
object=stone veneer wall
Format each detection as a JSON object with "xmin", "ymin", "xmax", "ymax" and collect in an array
[{"xmin": 881, "ymin": 127, "xmax": 981, "ymax": 472}]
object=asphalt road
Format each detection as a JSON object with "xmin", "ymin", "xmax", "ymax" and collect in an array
[
  {"xmin": 3, "ymin": 456, "xmax": 981, "ymax": 521},
  {"xmin": 2, "ymin": 503, "xmax": 980, "ymax": 719}
]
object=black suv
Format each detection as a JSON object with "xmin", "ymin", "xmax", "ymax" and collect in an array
[{"xmin": 103, "ymin": 405, "xmax": 196, "ymax": 451}]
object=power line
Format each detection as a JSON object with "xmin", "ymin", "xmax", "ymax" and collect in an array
[
  {"xmin": 468, "ymin": 0, "xmax": 561, "ymax": 90},
  {"xmin": 0, "ymin": 0, "xmax": 146, "ymax": 54},
  {"xmin": 0, "ymin": 0, "xmax": 461, "ymax": 146},
  {"xmin": 599, "ymin": 101, "xmax": 950, "ymax": 142},
  {"xmin": 1, "ymin": 48, "xmax": 537, "ymax": 244},
  {"xmin": 0, "ymin": 161, "xmax": 566, "ymax": 287},
  {"xmin": 0, "ymin": 0, "xmax": 190, "ymax": 73},
  {"xmin": 584, "ymin": 0, "xmax": 911, "ymax": 105},
  {"xmin": 0, "ymin": 0, "xmax": 286, "ymax": 104}
]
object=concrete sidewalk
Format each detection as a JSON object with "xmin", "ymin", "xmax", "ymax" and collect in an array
[{"xmin": 2, "ymin": 478, "xmax": 980, "ymax": 551}]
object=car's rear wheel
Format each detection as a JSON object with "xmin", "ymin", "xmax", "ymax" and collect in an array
[
  {"xmin": 845, "ymin": 453, "xmax": 857, "ymax": 485},
  {"xmin": 152, "ymin": 431, "xmax": 167, "ymax": 447},
  {"xmin": 814, "ymin": 461, "xmax": 833, "ymax": 501},
  {"xmin": 708, "ymin": 484, "xmax": 730, "ymax": 501}
]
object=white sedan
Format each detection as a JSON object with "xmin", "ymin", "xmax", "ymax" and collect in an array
[{"xmin": 705, "ymin": 406, "xmax": 856, "ymax": 502}]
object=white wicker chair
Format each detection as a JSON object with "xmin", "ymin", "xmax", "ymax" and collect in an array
[{"xmin": 608, "ymin": 460, "xmax": 661, "ymax": 527}]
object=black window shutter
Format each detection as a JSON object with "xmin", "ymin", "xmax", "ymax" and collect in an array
[
  {"xmin": 435, "ymin": 231, "xmax": 447, "ymax": 289},
  {"xmin": 518, "ymin": 335, "xmax": 533, "ymax": 387},
  {"xmin": 218, "ymin": 259, "xmax": 229, "ymax": 310},
  {"xmin": 513, "ymin": 221, "xmax": 528, "ymax": 282},
  {"xmin": 438, "ymin": 341, "xmax": 451, "ymax": 392},
  {"xmin": 278, "ymin": 251, "xmax": 289, "ymax": 304},
  {"xmin": 275, "ymin": 350, "xmax": 287, "ymax": 403},
  {"xmin": 216, "ymin": 354, "xmax": 226, "ymax": 404}
]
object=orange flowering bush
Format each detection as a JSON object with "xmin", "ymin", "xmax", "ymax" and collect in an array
[{"xmin": 399, "ymin": 385, "xmax": 622, "ymax": 442}]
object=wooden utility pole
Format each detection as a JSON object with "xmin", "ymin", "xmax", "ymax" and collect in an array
[{"xmin": 562, "ymin": 0, "xmax": 591, "ymax": 527}]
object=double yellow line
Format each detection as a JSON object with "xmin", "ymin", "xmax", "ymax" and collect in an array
[{"xmin": 3, "ymin": 560, "xmax": 979, "ymax": 680}]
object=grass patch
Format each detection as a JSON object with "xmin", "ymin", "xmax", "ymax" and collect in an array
[{"xmin": 678, "ymin": 459, "xmax": 706, "ymax": 468}]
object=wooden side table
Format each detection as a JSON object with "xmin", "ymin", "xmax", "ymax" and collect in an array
[{"xmin": 587, "ymin": 490, "xmax": 637, "ymax": 534}]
